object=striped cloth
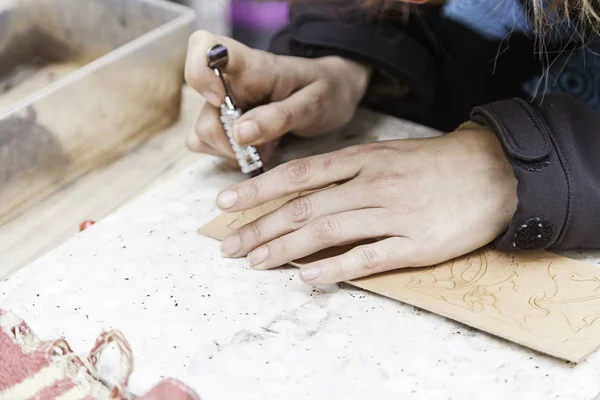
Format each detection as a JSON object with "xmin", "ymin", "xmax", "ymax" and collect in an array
[{"xmin": 0, "ymin": 309, "xmax": 200, "ymax": 400}]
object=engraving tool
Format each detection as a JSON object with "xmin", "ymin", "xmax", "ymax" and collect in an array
[{"xmin": 207, "ymin": 44, "xmax": 264, "ymax": 176}]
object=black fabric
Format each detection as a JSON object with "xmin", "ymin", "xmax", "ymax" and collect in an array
[
  {"xmin": 268, "ymin": 1, "xmax": 544, "ymax": 131},
  {"xmin": 269, "ymin": 2, "xmax": 440, "ymax": 121},
  {"xmin": 426, "ymin": 18, "xmax": 542, "ymax": 131},
  {"xmin": 473, "ymin": 94, "xmax": 600, "ymax": 250},
  {"xmin": 267, "ymin": 1, "xmax": 600, "ymax": 251},
  {"xmin": 471, "ymin": 98, "xmax": 568, "ymax": 249}
]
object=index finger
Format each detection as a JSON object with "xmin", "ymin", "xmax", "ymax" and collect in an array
[
  {"xmin": 184, "ymin": 30, "xmax": 250, "ymax": 106},
  {"xmin": 215, "ymin": 146, "xmax": 364, "ymax": 212}
]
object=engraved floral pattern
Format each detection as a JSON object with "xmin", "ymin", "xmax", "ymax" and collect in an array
[{"xmin": 404, "ymin": 248, "xmax": 600, "ymax": 345}]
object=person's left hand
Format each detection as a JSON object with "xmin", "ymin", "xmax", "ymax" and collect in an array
[{"xmin": 215, "ymin": 126, "xmax": 518, "ymax": 285}]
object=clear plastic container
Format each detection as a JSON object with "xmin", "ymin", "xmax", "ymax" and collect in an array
[{"xmin": 0, "ymin": 0, "xmax": 195, "ymax": 224}]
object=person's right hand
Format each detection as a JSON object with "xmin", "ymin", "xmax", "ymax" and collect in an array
[{"xmin": 184, "ymin": 31, "xmax": 372, "ymax": 164}]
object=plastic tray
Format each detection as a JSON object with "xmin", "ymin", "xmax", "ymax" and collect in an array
[{"xmin": 0, "ymin": 0, "xmax": 196, "ymax": 224}]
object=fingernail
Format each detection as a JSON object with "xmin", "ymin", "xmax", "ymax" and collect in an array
[
  {"xmin": 203, "ymin": 92, "xmax": 221, "ymax": 106},
  {"xmin": 235, "ymin": 121, "xmax": 260, "ymax": 144},
  {"xmin": 221, "ymin": 234, "xmax": 241, "ymax": 256},
  {"xmin": 248, "ymin": 246, "xmax": 268, "ymax": 266},
  {"xmin": 217, "ymin": 190, "xmax": 237, "ymax": 209},
  {"xmin": 300, "ymin": 266, "xmax": 322, "ymax": 281}
]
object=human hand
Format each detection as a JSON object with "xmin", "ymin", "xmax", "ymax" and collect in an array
[
  {"xmin": 184, "ymin": 30, "xmax": 371, "ymax": 164},
  {"xmin": 215, "ymin": 127, "xmax": 518, "ymax": 285}
]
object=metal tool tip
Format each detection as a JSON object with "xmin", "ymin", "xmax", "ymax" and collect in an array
[{"xmin": 207, "ymin": 44, "xmax": 229, "ymax": 69}]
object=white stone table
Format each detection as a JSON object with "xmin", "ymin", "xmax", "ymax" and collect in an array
[{"xmin": 2, "ymin": 108, "xmax": 600, "ymax": 400}]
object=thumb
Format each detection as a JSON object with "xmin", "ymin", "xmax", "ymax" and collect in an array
[
  {"xmin": 233, "ymin": 83, "xmax": 326, "ymax": 146},
  {"xmin": 185, "ymin": 30, "xmax": 253, "ymax": 107}
]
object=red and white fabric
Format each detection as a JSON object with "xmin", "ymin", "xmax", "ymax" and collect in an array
[{"xmin": 0, "ymin": 309, "xmax": 200, "ymax": 400}]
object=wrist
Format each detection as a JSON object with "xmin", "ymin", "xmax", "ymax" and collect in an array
[{"xmin": 451, "ymin": 128, "xmax": 518, "ymax": 232}]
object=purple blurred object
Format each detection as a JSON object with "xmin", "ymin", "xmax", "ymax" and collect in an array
[{"xmin": 231, "ymin": 1, "xmax": 289, "ymax": 29}]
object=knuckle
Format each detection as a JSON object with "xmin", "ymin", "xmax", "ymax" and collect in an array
[
  {"xmin": 316, "ymin": 78, "xmax": 332, "ymax": 93},
  {"xmin": 376, "ymin": 173, "xmax": 404, "ymax": 189},
  {"xmin": 282, "ymin": 159, "xmax": 313, "ymax": 184},
  {"xmin": 245, "ymin": 221, "xmax": 262, "ymax": 242},
  {"xmin": 382, "ymin": 242, "xmax": 397, "ymax": 261},
  {"xmin": 240, "ymin": 179, "xmax": 261, "ymax": 200},
  {"xmin": 241, "ymin": 82, "xmax": 261, "ymax": 98},
  {"xmin": 288, "ymin": 196, "xmax": 312, "ymax": 223},
  {"xmin": 304, "ymin": 87, "xmax": 326, "ymax": 116},
  {"xmin": 342, "ymin": 144, "xmax": 363, "ymax": 158},
  {"xmin": 362, "ymin": 143, "xmax": 396, "ymax": 161},
  {"xmin": 274, "ymin": 103, "xmax": 294, "ymax": 130},
  {"xmin": 356, "ymin": 247, "xmax": 379, "ymax": 270},
  {"xmin": 272, "ymin": 237, "xmax": 287, "ymax": 259},
  {"xmin": 329, "ymin": 258, "xmax": 346, "ymax": 282},
  {"xmin": 314, "ymin": 217, "xmax": 340, "ymax": 242},
  {"xmin": 366, "ymin": 141, "xmax": 393, "ymax": 152}
]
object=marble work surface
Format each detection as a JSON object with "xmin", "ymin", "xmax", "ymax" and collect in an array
[{"xmin": 2, "ymin": 108, "xmax": 600, "ymax": 400}]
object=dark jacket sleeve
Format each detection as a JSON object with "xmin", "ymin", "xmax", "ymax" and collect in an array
[
  {"xmin": 268, "ymin": 0, "xmax": 444, "ymax": 121},
  {"xmin": 471, "ymin": 94, "xmax": 600, "ymax": 250}
]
